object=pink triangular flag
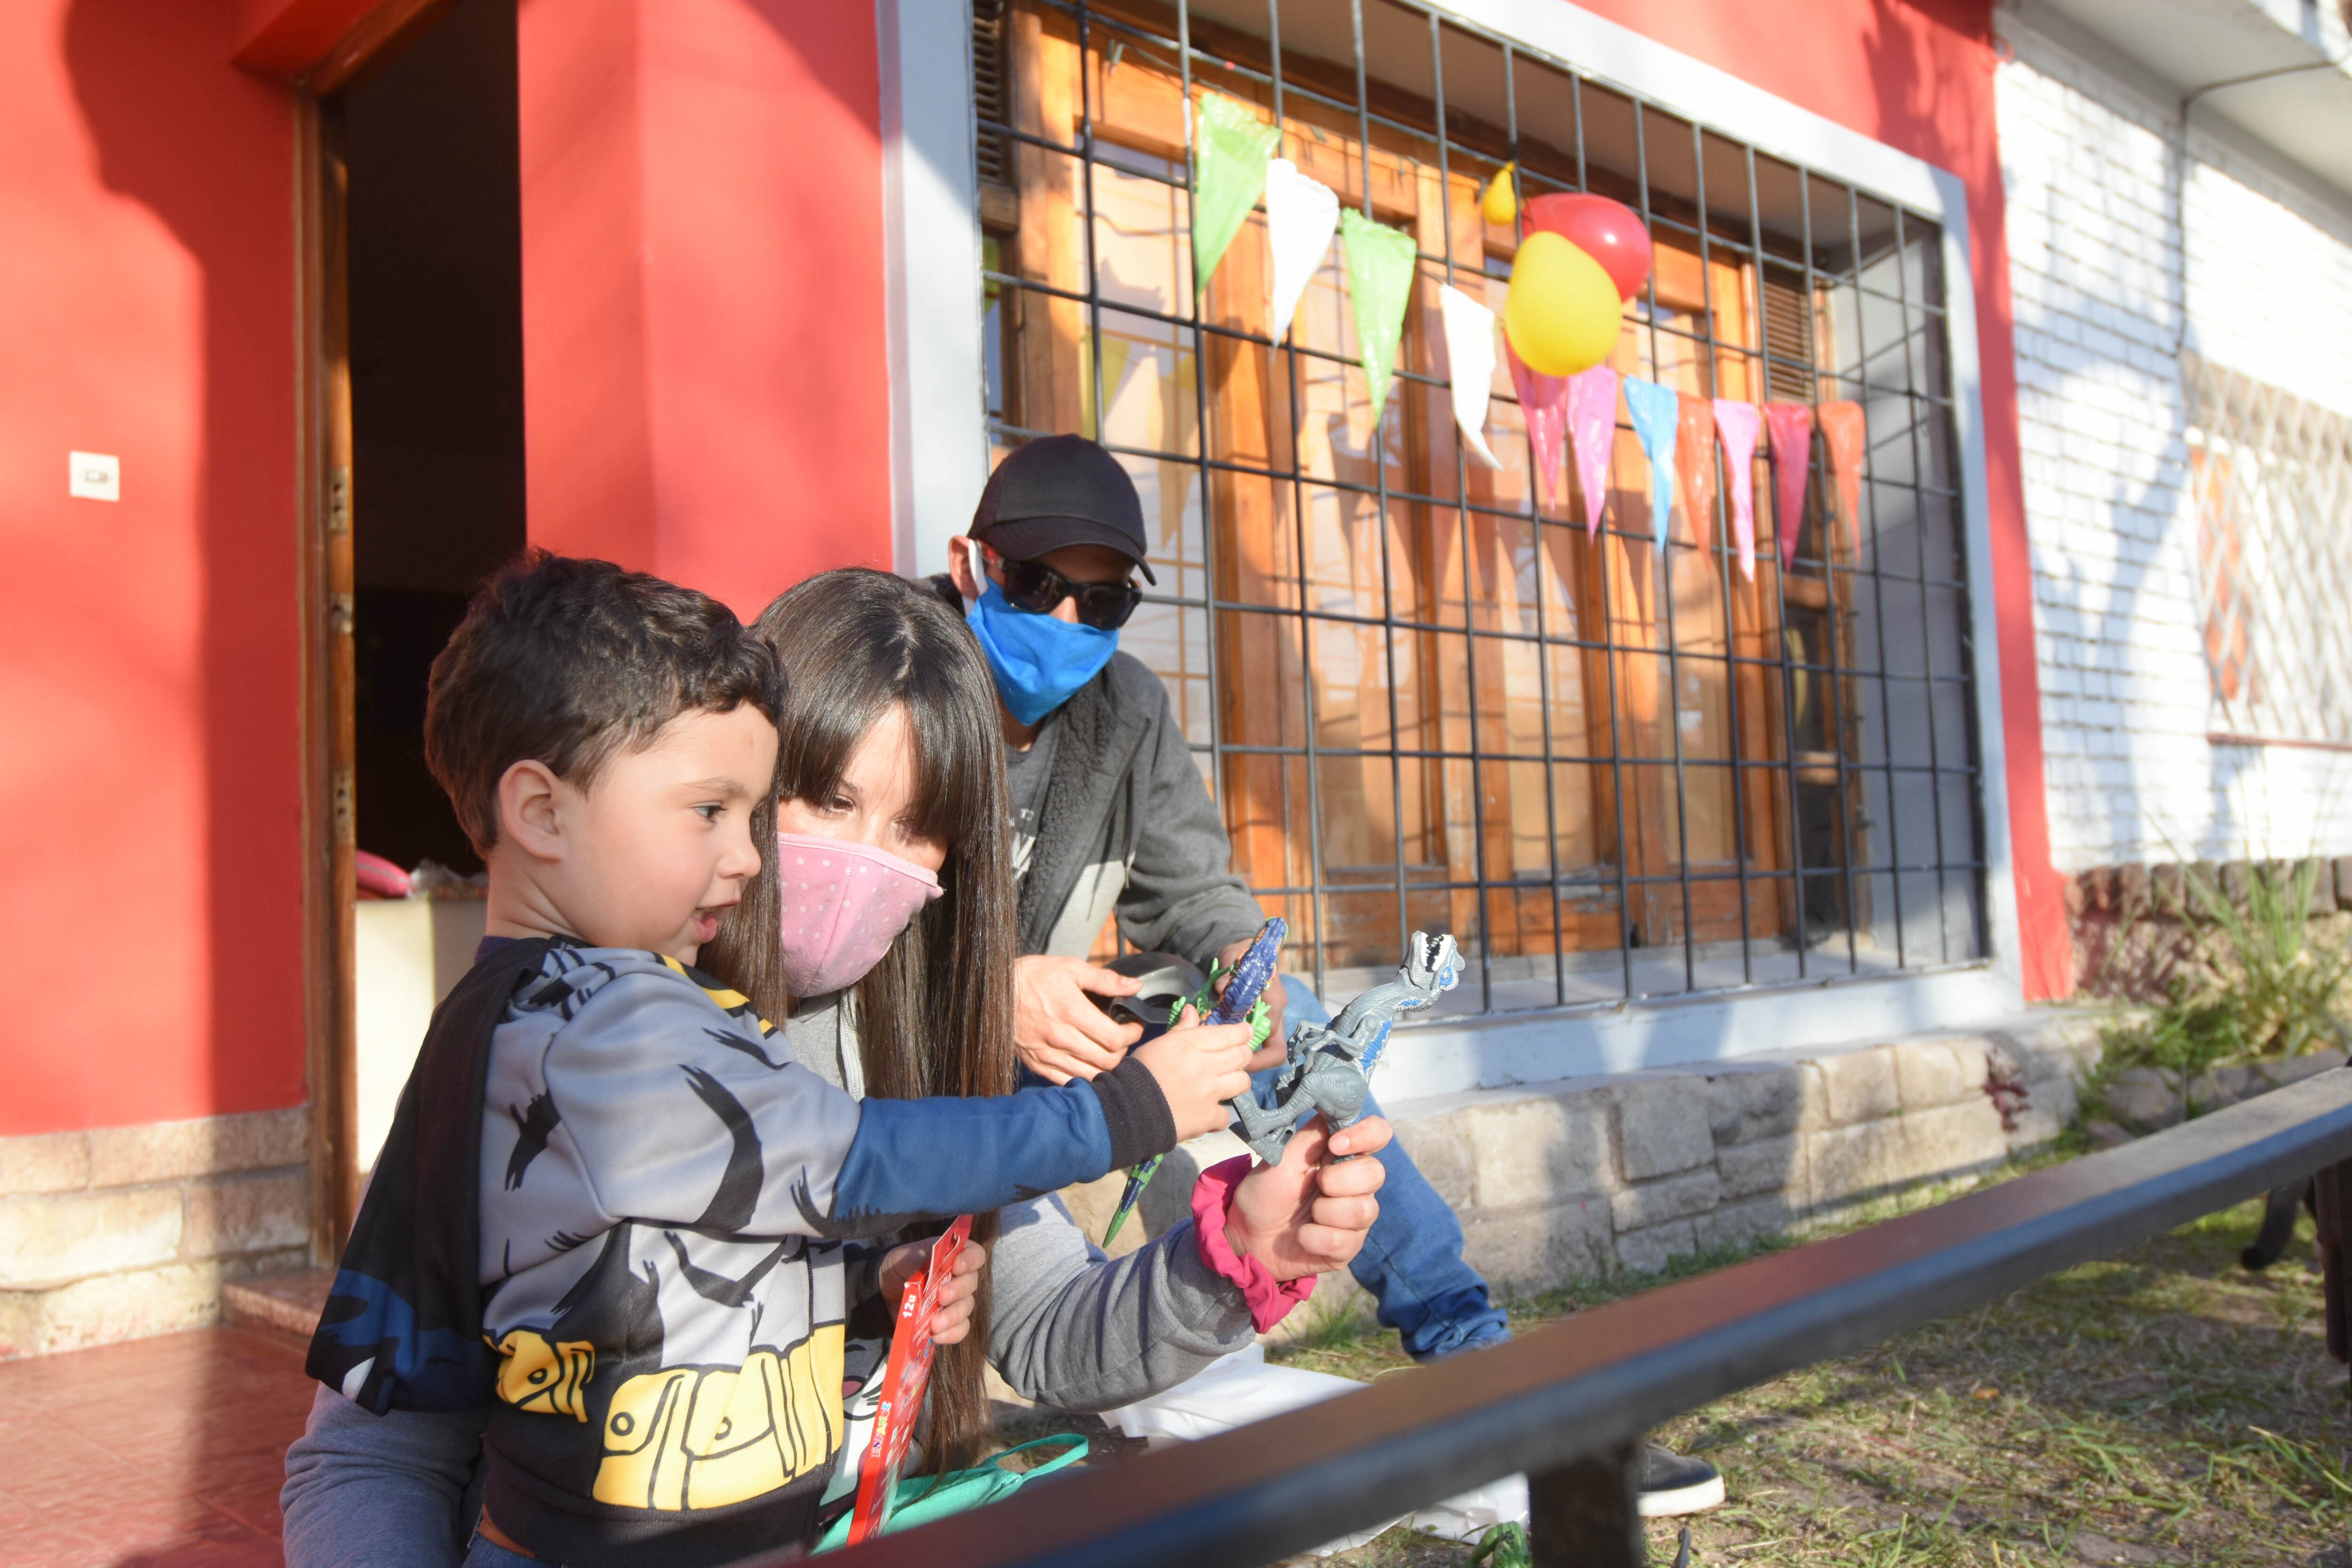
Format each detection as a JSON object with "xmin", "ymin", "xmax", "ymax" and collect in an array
[
  {"xmin": 1567, "ymin": 365, "xmax": 1619, "ymax": 538},
  {"xmin": 1675, "ymin": 393, "xmax": 1717, "ymax": 558},
  {"xmin": 1712, "ymin": 400, "xmax": 1760, "ymax": 581},
  {"xmin": 1764, "ymin": 402, "xmax": 1815, "ymax": 569},
  {"xmin": 1818, "ymin": 400, "xmax": 1866, "ymax": 555},
  {"xmin": 1508, "ymin": 344, "xmax": 1568, "ymax": 509}
]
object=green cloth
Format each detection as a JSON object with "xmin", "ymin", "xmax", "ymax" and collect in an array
[
  {"xmin": 1192, "ymin": 95, "xmax": 1281, "ymax": 295},
  {"xmin": 1340, "ymin": 208, "xmax": 1418, "ymax": 424},
  {"xmin": 814, "ymin": 1435, "xmax": 1089, "ymax": 1550}
]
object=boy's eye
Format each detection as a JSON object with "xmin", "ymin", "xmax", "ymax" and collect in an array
[{"xmin": 695, "ymin": 803, "xmax": 723, "ymax": 823}]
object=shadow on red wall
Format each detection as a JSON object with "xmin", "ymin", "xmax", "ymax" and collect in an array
[{"xmin": 62, "ymin": 0, "xmax": 307, "ymax": 1124}]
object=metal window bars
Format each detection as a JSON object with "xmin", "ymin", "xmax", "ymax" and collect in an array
[
  {"xmin": 978, "ymin": 0, "xmax": 1986, "ymax": 1016},
  {"xmin": 2188, "ymin": 353, "xmax": 2352, "ymax": 749}
]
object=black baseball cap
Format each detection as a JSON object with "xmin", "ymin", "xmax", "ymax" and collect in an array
[{"xmin": 969, "ymin": 434, "xmax": 1157, "ymax": 584}]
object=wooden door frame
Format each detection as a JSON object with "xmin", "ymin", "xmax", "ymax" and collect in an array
[
  {"xmin": 278, "ymin": 0, "xmax": 456, "ymax": 1261},
  {"xmin": 294, "ymin": 93, "xmax": 354, "ymax": 1262}
]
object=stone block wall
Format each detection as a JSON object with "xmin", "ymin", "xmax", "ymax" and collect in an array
[
  {"xmin": 0, "ymin": 1109, "xmax": 310, "ymax": 1360},
  {"xmin": 1378, "ymin": 1014, "xmax": 2098, "ymax": 1296}
]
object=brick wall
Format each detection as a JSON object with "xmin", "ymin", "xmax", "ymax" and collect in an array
[
  {"xmin": 1994, "ymin": 14, "xmax": 2352, "ymax": 872},
  {"xmin": 0, "ymin": 1109, "xmax": 310, "ymax": 1359}
]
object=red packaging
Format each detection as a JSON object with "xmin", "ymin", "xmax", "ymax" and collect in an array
[{"xmin": 845, "ymin": 1214, "xmax": 972, "ymax": 1545}]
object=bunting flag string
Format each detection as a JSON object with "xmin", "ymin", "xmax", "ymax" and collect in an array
[
  {"xmin": 1438, "ymin": 285, "xmax": 1503, "ymax": 469},
  {"xmin": 1264, "ymin": 159, "xmax": 1339, "ymax": 344},
  {"xmin": 1763, "ymin": 402, "xmax": 1815, "ymax": 569},
  {"xmin": 1566, "ymin": 365, "xmax": 1619, "ymax": 537},
  {"xmin": 1622, "ymin": 377, "xmax": 1680, "ymax": 550},
  {"xmin": 1339, "ymin": 208, "xmax": 1417, "ymax": 426},
  {"xmin": 1818, "ymin": 400, "xmax": 1867, "ymax": 554},
  {"xmin": 1191, "ymin": 95, "xmax": 1281, "ymax": 294},
  {"xmin": 1509, "ymin": 345, "xmax": 1568, "ymax": 509},
  {"xmin": 1712, "ymin": 399, "xmax": 1761, "ymax": 581},
  {"xmin": 1674, "ymin": 393, "xmax": 1718, "ymax": 557}
]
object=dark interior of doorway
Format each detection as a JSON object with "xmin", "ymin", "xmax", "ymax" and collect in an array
[{"xmin": 342, "ymin": 0, "xmax": 524, "ymax": 876}]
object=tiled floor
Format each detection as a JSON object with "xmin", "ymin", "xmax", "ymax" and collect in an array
[{"xmin": 0, "ymin": 1327, "xmax": 314, "ymax": 1567}]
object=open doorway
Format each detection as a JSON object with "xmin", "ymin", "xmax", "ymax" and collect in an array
[{"xmin": 313, "ymin": 0, "xmax": 524, "ymax": 1238}]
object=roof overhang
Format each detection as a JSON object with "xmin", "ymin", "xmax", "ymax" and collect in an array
[{"xmin": 2017, "ymin": 0, "xmax": 2352, "ymax": 205}]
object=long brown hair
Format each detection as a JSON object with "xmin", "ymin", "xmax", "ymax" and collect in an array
[{"xmin": 703, "ymin": 567, "xmax": 1016, "ymax": 1472}]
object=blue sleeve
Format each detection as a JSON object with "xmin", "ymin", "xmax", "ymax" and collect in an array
[
  {"xmin": 826, "ymin": 1051, "xmax": 1178, "ymax": 1229},
  {"xmin": 827, "ymin": 1082, "xmax": 1112, "ymax": 1226}
]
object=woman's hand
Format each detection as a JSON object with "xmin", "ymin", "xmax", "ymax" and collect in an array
[
  {"xmin": 1013, "ymin": 955, "xmax": 1144, "ymax": 1083},
  {"xmin": 875, "ymin": 1238, "xmax": 989, "ymax": 1345},
  {"xmin": 1223, "ymin": 1116, "xmax": 1390, "ymax": 1282}
]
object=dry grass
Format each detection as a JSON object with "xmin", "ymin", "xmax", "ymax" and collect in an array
[{"xmin": 995, "ymin": 1150, "xmax": 2351, "ymax": 1564}]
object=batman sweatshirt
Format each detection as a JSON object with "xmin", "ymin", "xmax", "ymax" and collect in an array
[{"xmin": 311, "ymin": 939, "xmax": 1176, "ymax": 1568}]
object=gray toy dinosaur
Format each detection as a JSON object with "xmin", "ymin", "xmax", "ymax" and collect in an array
[{"xmin": 1226, "ymin": 931, "xmax": 1462, "ymax": 1165}]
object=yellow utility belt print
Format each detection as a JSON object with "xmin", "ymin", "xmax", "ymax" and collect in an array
[{"xmin": 494, "ymin": 1324, "xmax": 848, "ymax": 1512}]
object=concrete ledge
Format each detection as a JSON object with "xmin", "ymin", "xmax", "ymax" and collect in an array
[
  {"xmin": 1095, "ymin": 1009, "xmax": 2101, "ymax": 1328},
  {"xmin": 222, "ymin": 1266, "xmax": 334, "ymax": 1348}
]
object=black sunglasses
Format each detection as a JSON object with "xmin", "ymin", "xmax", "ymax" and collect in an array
[{"xmin": 996, "ymin": 554, "xmax": 1144, "ymax": 630}]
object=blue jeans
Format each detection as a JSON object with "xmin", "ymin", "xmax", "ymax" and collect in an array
[
  {"xmin": 1262, "ymin": 976, "xmax": 1510, "ymax": 1361},
  {"xmin": 462, "ymin": 1529, "xmax": 544, "ymax": 1568}
]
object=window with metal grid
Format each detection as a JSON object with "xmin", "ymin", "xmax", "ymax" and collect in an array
[
  {"xmin": 977, "ymin": 0, "xmax": 1986, "ymax": 1015},
  {"xmin": 2188, "ymin": 353, "xmax": 2352, "ymax": 751}
]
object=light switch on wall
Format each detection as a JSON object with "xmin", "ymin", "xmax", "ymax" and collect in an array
[{"xmin": 69, "ymin": 451, "xmax": 119, "ymax": 502}]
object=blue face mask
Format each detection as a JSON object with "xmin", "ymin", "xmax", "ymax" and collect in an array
[{"xmin": 964, "ymin": 577, "xmax": 1120, "ymax": 725}]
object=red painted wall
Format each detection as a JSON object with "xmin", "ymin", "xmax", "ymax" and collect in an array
[
  {"xmin": 1580, "ymin": 0, "xmax": 2070, "ymax": 999},
  {"xmin": 516, "ymin": 0, "xmax": 897, "ymax": 620},
  {"xmin": 0, "ymin": 0, "xmax": 306, "ymax": 1134}
]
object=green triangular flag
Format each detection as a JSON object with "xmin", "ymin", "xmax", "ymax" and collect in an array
[
  {"xmin": 1192, "ymin": 95, "xmax": 1281, "ymax": 295},
  {"xmin": 1339, "ymin": 207, "xmax": 1417, "ymax": 424}
]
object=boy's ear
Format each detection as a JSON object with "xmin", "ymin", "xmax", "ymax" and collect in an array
[{"xmin": 497, "ymin": 759, "xmax": 567, "ymax": 862}]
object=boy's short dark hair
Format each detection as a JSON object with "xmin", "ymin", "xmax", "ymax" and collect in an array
[{"xmin": 424, "ymin": 551, "xmax": 782, "ymax": 853}]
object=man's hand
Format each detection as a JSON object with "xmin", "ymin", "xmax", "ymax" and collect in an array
[
  {"xmin": 875, "ymin": 1238, "xmax": 987, "ymax": 1345},
  {"xmin": 1130, "ymin": 1003, "xmax": 1256, "ymax": 1140},
  {"xmin": 1224, "ymin": 1115, "xmax": 1389, "ymax": 1282},
  {"xmin": 1014, "ymin": 955, "xmax": 1144, "ymax": 1083},
  {"xmin": 1212, "ymin": 936, "xmax": 1290, "ymax": 1072}
]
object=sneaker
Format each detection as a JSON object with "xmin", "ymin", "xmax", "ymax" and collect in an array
[{"xmin": 1637, "ymin": 1444, "xmax": 1724, "ymax": 1516}]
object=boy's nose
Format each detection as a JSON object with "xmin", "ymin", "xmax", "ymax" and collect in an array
[{"xmin": 720, "ymin": 833, "xmax": 763, "ymax": 880}]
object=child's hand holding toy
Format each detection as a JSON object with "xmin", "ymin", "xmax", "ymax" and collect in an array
[{"xmin": 1130, "ymin": 1005, "xmax": 1257, "ymax": 1141}]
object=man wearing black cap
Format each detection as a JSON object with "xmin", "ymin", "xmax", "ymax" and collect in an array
[{"xmin": 933, "ymin": 435, "xmax": 1726, "ymax": 1513}]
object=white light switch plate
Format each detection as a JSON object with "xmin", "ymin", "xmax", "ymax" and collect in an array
[{"xmin": 69, "ymin": 451, "xmax": 119, "ymax": 502}]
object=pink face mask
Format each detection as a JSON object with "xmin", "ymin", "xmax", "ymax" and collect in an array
[{"xmin": 773, "ymin": 833, "xmax": 945, "ymax": 996}]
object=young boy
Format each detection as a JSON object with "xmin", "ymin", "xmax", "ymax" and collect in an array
[{"xmin": 307, "ymin": 555, "xmax": 1252, "ymax": 1567}]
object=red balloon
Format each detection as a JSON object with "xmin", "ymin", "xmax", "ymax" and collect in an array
[{"xmin": 1525, "ymin": 192, "xmax": 1653, "ymax": 304}]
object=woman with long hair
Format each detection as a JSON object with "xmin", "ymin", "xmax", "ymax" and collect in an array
[
  {"xmin": 702, "ymin": 565, "xmax": 1028, "ymax": 1472},
  {"xmin": 282, "ymin": 568, "xmax": 1391, "ymax": 1562}
]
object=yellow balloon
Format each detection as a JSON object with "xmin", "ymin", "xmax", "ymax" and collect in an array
[
  {"xmin": 1480, "ymin": 161, "xmax": 1518, "ymax": 227},
  {"xmin": 1503, "ymin": 231, "xmax": 1622, "ymax": 377}
]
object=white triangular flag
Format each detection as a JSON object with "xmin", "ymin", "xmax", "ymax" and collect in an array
[
  {"xmin": 1264, "ymin": 158, "xmax": 1339, "ymax": 345},
  {"xmin": 1438, "ymin": 284, "xmax": 1503, "ymax": 469}
]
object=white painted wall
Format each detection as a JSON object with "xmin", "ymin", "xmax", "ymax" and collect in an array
[{"xmin": 1996, "ymin": 12, "xmax": 2352, "ymax": 870}]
